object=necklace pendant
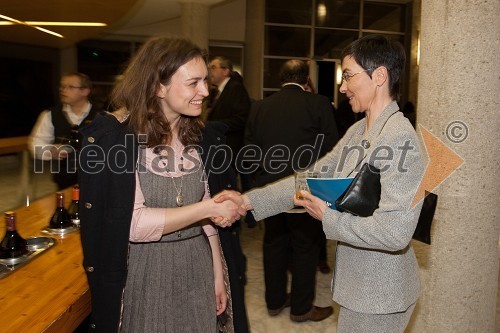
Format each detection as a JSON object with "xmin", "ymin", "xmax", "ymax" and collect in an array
[{"xmin": 176, "ymin": 194, "xmax": 184, "ymax": 207}]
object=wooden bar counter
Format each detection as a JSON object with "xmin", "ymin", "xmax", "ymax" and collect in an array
[{"xmin": 0, "ymin": 188, "xmax": 90, "ymax": 333}]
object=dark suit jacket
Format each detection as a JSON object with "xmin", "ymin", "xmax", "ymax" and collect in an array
[
  {"xmin": 246, "ymin": 84, "xmax": 339, "ymax": 187},
  {"xmin": 207, "ymin": 77, "xmax": 251, "ymax": 160}
]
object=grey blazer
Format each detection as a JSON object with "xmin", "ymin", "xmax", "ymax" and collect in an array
[{"xmin": 247, "ymin": 101, "xmax": 425, "ymax": 314}]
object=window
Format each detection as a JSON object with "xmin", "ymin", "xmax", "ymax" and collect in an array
[
  {"xmin": 314, "ymin": 29, "xmax": 358, "ymax": 59},
  {"xmin": 315, "ymin": 0, "xmax": 360, "ymax": 29},
  {"xmin": 266, "ymin": 0, "xmax": 313, "ymax": 25},
  {"xmin": 363, "ymin": 2, "xmax": 406, "ymax": 32},
  {"xmin": 263, "ymin": 0, "xmax": 411, "ymax": 104},
  {"xmin": 265, "ymin": 26, "xmax": 311, "ymax": 57}
]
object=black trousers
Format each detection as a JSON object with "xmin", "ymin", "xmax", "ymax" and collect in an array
[
  {"xmin": 263, "ymin": 212, "xmax": 323, "ymax": 316},
  {"xmin": 218, "ymin": 222, "xmax": 249, "ymax": 333}
]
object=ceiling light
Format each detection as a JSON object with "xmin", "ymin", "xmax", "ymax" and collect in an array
[
  {"xmin": 0, "ymin": 14, "xmax": 63, "ymax": 38},
  {"xmin": 0, "ymin": 20, "xmax": 106, "ymax": 27},
  {"xmin": 317, "ymin": 4, "xmax": 327, "ymax": 18},
  {"xmin": 34, "ymin": 26, "xmax": 64, "ymax": 38},
  {"xmin": 24, "ymin": 21, "xmax": 106, "ymax": 26}
]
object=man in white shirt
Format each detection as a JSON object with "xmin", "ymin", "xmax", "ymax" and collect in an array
[{"xmin": 29, "ymin": 72, "xmax": 101, "ymax": 189}]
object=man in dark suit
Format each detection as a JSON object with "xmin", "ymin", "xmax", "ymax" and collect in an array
[
  {"xmin": 206, "ymin": 56, "xmax": 251, "ymax": 332},
  {"xmin": 207, "ymin": 56, "xmax": 257, "ymax": 228},
  {"xmin": 245, "ymin": 60, "xmax": 338, "ymax": 322},
  {"xmin": 207, "ymin": 56, "xmax": 251, "ymax": 166}
]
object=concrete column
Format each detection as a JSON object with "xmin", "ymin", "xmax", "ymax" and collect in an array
[
  {"xmin": 408, "ymin": 0, "xmax": 421, "ymax": 107},
  {"xmin": 410, "ymin": 1, "xmax": 500, "ymax": 332},
  {"xmin": 243, "ymin": 0, "xmax": 264, "ymax": 100},
  {"xmin": 181, "ymin": 2, "xmax": 209, "ymax": 50}
]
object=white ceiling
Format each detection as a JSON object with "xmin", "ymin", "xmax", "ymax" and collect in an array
[{"xmin": 0, "ymin": 0, "xmax": 227, "ymax": 48}]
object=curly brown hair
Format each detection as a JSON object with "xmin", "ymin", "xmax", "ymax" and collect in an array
[{"xmin": 111, "ymin": 37, "xmax": 206, "ymax": 147}]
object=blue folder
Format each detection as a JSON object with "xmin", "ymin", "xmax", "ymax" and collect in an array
[{"xmin": 306, "ymin": 177, "xmax": 354, "ymax": 210}]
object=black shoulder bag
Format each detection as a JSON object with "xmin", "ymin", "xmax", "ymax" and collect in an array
[
  {"xmin": 334, "ymin": 112, "xmax": 437, "ymax": 244},
  {"xmin": 334, "ymin": 162, "xmax": 437, "ymax": 244}
]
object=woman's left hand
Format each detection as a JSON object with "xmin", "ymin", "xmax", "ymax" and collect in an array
[
  {"xmin": 293, "ymin": 190, "xmax": 328, "ymax": 221},
  {"xmin": 214, "ymin": 272, "xmax": 227, "ymax": 316}
]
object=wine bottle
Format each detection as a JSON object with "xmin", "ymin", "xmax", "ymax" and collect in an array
[
  {"xmin": 66, "ymin": 126, "xmax": 81, "ymax": 174},
  {"xmin": 0, "ymin": 211, "xmax": 28, "ymax": 259},
  {"xmin": 68, "ymin": 125, "xmax": 82, "ymax": 152},
  {"xmin": 67, "ymin": 185, "xmax": 80, "ymax": 227},
  {"xmin": 49, "ymin": 192, "xmax": 72, "ymax": 229}
]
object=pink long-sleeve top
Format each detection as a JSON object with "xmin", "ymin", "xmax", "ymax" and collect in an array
[{"xmin": 129, "ymin": 145, "xmax": 217, "ymax": 242}]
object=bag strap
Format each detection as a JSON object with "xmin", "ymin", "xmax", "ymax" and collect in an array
[{"xmin": 345, "ymin": 109, "xmax": 398, "ymax": 177}]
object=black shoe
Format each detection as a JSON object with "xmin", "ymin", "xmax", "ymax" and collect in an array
[
  {"xmin": 267, "ymin": 293, "xmax": 291, "ymax": 316},
  {"xmin": 290, "ymin": 305, "xmax": 333, "ymax": 322}
]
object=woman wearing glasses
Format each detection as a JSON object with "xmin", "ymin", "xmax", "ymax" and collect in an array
[{"xmin": 216, "ymin": 35, "xmax": 425, "ymax": 332}]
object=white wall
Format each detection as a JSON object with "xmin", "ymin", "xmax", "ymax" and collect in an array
[
  {"xmin": 210, "ymin": 0, "xmax": 246, "ymax": 42},
  {"xmin": 102, "ymin": 0, "xmax": 246, "ymax": 43}
]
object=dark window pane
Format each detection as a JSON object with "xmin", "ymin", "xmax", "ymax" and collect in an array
[
  {"xmin": 316, "ymin": 0, "xmax": 360, "ymax": 29},
  {"xmin": 0, "ymin": 58, "xmax": 54, "ymax": 137},
  {"xmin": 263, "ymin": 58, "xmax": 290, "ymax": 88},
  {"xmin": 77, "ymin": 40, "xmax": 131, "ymax": 83},
  {"xmin": 265, "ymin": 26, "xmax": 311, "ymax": 57},
  {"xmin": 362, "ymin": 32, "xmax": 405, "ymax": 46},
  {"xmin": 314, "ymin": 29, "xmax": 359, "ymax": 59},
  {"xmin": 208, "ymin": 46, "xmax": 244, "ymax": 73},
  {"xmin": 265, "ymin": 0, "xmax": 313, "ymax": 25},
  {"xmin": 363, "ymin": 2, "xmax": 405, "ymax": 32}
]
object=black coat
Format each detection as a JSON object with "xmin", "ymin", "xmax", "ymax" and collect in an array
[
  {"xmin": 207, "ymin": 77, "xmax": 251, "ymax": 159},
  {"xmin": 246, "ymin": 84, "xmax": 339, "ymax": 187},
  {"xmin": 78, "ymin": 113, "xmax": 248, "ymax": 332}
]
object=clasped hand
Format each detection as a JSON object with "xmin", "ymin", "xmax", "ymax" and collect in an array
[
  {"xmin": 210, "ymin": 189, "xmax": 328, "ymax": 227},
  {"xmin": 210, "ymin": 190, "xmax": 248, "ymax": 228}
]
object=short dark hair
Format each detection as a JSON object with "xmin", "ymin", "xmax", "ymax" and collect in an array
[
  {"xmin": 341, "ymin": 35, "xmax": 405, "ymax": 100},
  {"xmin": 279, "ymin": 59, "xmax": 309, "ymax": 85}
]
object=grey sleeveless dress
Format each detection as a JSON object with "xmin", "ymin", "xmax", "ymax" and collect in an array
[{"xmin": 121, "ymin": 163, "xmax": 216, "ymax": 332}]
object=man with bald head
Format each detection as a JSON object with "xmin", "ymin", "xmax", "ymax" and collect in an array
[{"xmin": 245, "ymin": 59, "xmax": 338, "ymax": 323}]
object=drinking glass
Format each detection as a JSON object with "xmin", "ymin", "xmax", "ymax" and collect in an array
[{"xmin": 295, "ymin": 170, "xmax": 318, "ymax": 199}]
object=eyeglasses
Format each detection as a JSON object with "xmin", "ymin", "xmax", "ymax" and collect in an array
[
  {"xmin": 341, "ymin": 68, "xmax": 374, "ymax": 84},
  {"xmin": 59, "ymin": 85, "xmax": 84, "ymax": 90}
]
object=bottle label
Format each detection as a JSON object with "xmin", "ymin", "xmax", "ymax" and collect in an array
[
  {"xmin": 56, "ymin": 192, "xmax": 65, "ymax": 208},
  {"xmin": 6, "ymin": 218, "xmax": 15, "ymax": 232},
  {"xmin": 5, "ymin": 212, "xmax": 16, "ymax": 232},
  {"xmin": 72, "ymin": 187, "xmax": 80, "ymax": 201}
]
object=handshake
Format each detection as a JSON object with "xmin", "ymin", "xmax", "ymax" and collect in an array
[
  {"xmin": 209, "ymin": 190, "xmax": 252, "ymax": 228},
  {"xmin": 209, "ymin": 187, "xmax": 325, "ymax": 228}
]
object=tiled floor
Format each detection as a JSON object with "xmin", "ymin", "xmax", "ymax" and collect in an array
[
  {"xmin": 0, "ymin": 154, "xmax": 498, "ymax": 332},
  {"xmin": 241, "ymin": 222, "xmax": 339, "ymax": 333}
]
